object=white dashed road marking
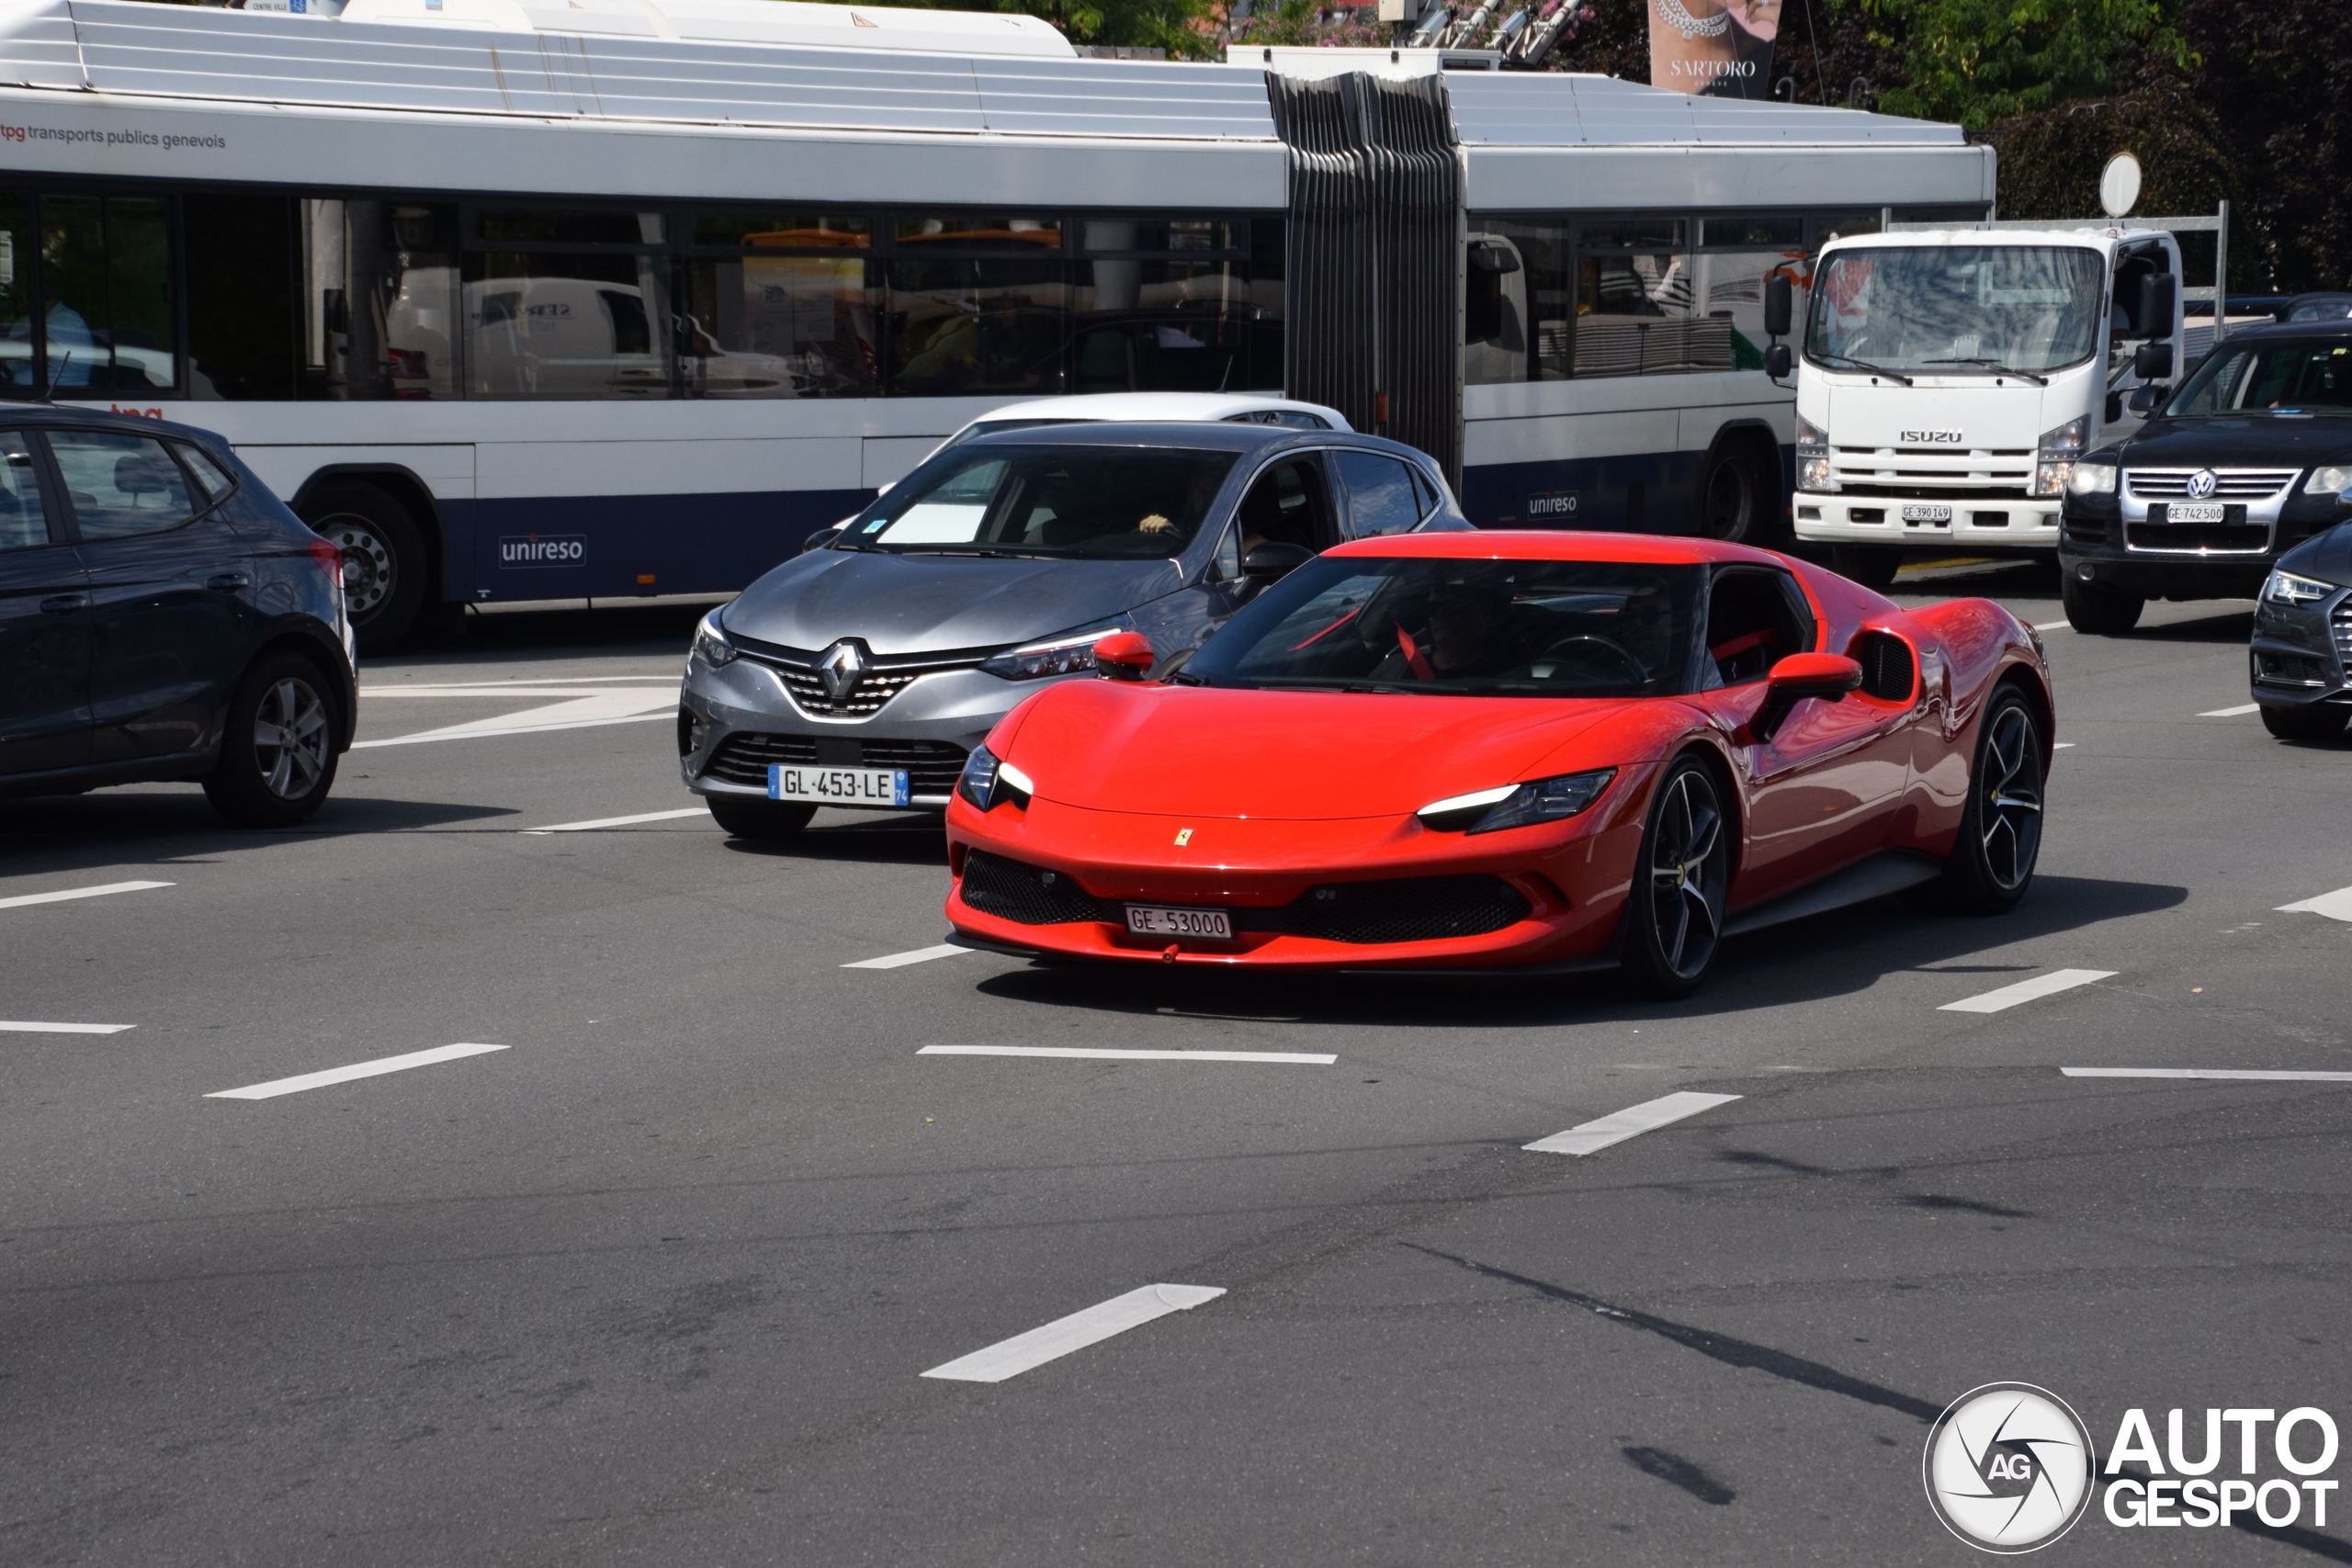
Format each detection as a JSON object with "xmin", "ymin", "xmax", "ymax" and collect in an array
[
  {"xmin": 2278, "ymin": 887, "xmax": 2352, "ymax": 923},
  {"xmin": 0, "ymin": 880, "xmax": 174, "ymax": 911},
  {"xmin": 354, "ymin": 687, "xmax": 676, "ymax": 750},
  {"xmin": 922, "ymin": 1284, "xmax": 1226, "ymax": 1383},
  {"xmin": 1938, "ymin": 968, "xmax": 2115, "ymax": 1013},
  {"xmin": 1523, "ymin": 1090, "xmax": 1742, "ymax": 1156},
  {"xmin": 846, "ymin": 944, "xmax": 972, "ymax": 970},
  {"xmin": 0, "ymin": 1021, "xmax": 135, "ymax": 1034},
  {"xmin": 207, "ymin": 1043, "xmax": 509, "ymax": 1100},
  {"xmin": 2064, "ymin": 1068, "xmax": 2352, "ymax": 1083},
  {"xmin": 2199, "ymin": 704, "xmax": 2261, "ymax": 718},
  {"xmin": 523, "ymin": 807, "xmax": 707, "ymax": 835},
  {"xmin": 920, "ymin": 1044, "xmax": 1336, "ymax": 1065}
]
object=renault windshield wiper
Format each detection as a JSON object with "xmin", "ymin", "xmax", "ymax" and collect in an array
[
  {"xmin": 1813, "ymin": 352, "xmax": 1915, "ymax": 386},
  {"xmin": 1925, "ymin": 356, "xmax": 2051, "ymax": 386}
]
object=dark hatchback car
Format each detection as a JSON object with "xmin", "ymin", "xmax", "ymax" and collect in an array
[
  {"xmin": 2058, "ymin": 321, "xmax": 2352, "ymax": 633},
  {"xmin": 0, "ymin": 407, "xmax": 356, "ymax": 825},
  {"xmin": 2249, "ymin": 519, "xmax": 2352, "ymax": 739}
]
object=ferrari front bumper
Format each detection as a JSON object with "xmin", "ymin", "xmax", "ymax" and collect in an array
[{"xmin": 942, "ymin": 793, "xmax": 1645, "ymax": 972}]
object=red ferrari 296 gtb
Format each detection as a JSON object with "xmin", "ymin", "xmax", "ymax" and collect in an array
[{"xmin": 944, "ymin": 533, "xmax": 2052, "ymax": 995}]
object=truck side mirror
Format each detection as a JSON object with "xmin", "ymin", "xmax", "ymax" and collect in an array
[
  {"xmin": 1764, "ymin": 343, "xmax": 1792, "ymax": 380},
  {"xmin": 2137, "ymin": 273, "xmax": 2177, "ymax": 338},
  {"xmin": 1764, "ymin": 273, "xmax": 1792, "ymax": 339},
  {"xmin": 2133, "ymin": 341, "xmax": 2175, "ymax": 379}
]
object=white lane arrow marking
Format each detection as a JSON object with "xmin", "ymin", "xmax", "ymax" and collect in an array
[
  {"xmin": 354, "ymin": 688, "xmax": 677, "ymax": 750},
  {"xmin": 2278, "ymin": 886, "xmax": 2352, "ymax": 923}
]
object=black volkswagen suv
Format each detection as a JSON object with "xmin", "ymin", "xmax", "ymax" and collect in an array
[
  {"xmin": 2058, "ymin": 320, "xmax": 2352, "ymax": 633},
  {"xmin": 1, "ymin": 408, "xmax": 356, "ymax": 825}
]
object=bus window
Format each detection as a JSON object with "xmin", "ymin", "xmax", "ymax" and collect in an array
[
  {"xmin": 0, "ymin": 194, "xmax": 30, "ymax": 394},
  {"xmin": 186, "ymin": 194, "xmax": 299, "ymax": 400},
  {"xmin": 1069, "ymin": 218, "xmax": 1276, "ymax": 396},
  {"xmin": 1464, "ymin": 220, "xmax": 1570, "ymax": 385},
  {"xmin": 300, "ymin": 198, "xmax": 457, "ymax": 401},
  {"xmin": 886, "ymin": 254, "xmax": 1066, "ymax": 399},
  {"xmin": 463, "ymin": 250, "xmax": 673, "ymax": 400},
  {"xmin": 1575, "ymin": 220, "xmax": 1724, "ymax": 378},
  {"xmin": 37, "ymin": 194, "xmax": 176, "ymax": 393}
]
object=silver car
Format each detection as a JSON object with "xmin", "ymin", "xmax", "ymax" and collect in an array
[{"xmin": 678, "ymin": 422, "xmax": 1466, "ymax": 835}]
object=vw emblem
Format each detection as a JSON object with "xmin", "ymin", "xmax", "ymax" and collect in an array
[
  {"xmin": 2186, "ymin": 468, "xmax": 2220, "ymax": 500},
  {"xmin": 816, "ymin": 638, "xmax": 871, "ymax": 700}
]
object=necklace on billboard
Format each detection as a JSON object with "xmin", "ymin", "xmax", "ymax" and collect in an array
[{"xmin": 1654, "ymin": 0, "xmax": 1731, "ymax": 37}]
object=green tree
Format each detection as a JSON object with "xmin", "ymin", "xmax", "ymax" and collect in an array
[{"xmin": 1842, "ymin": 0, "xmax": 2186, "ymax": 127}]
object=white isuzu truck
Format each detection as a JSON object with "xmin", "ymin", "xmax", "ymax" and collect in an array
[{"xmin": 1766, "ymin": 224, "xmax": 2188, "ymax": 588}]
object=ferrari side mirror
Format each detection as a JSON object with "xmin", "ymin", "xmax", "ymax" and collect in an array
[
  {"xmin": 1747, "ymin": 652, "xmax": 1864, "ymax": 744},
  {"xmin": 1092, "ymin": 630, "xmax": 1157, "ymax": 682}
]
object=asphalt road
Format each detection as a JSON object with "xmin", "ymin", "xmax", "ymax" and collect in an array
[{"xmin": 6, "ymin": 567, "xmax": 2351, "ymax": 1566}]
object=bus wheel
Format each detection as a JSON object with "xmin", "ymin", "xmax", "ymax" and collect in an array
[
  {"xmin": 304, "ymin": 483, "xmax": 427, "ymax": 655},
  {"xmin": 1698, "ymin": 445, "xmax": 1765, "ymax": 544},
  {"xmin": 1830, "ymin": 544, "xmax": 1903, "ymax": 592}
]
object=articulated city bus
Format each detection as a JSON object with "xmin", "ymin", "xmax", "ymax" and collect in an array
[{"xmin": 0, "ymin": 0, "xmax": 1989, "ymax": 646}]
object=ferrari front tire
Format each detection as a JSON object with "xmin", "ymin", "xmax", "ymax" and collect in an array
[
  {"xmin": 1620, "ymin": 755, "xmax": 1731, "ymax": 998},
  {"xmin": 706, "ymin": 795, "xmax": 817, "ymax": 839},
  {"xmin": 1937, "ymin": 686, "xmax": 2045, "ymax": 914}
]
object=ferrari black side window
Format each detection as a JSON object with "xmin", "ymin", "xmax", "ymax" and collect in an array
[{"xmin": 1702, "ymin": 570, "xmax": 1810, "ymax": 687}]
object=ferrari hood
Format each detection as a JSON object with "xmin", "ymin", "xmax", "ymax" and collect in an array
[{"xmin": 1002, "ymin": 682, "xmax": 1630, "ymax": 820}]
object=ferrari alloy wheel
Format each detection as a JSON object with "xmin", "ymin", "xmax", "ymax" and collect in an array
[
  {"xmin": 1938, "ymin": 687, "xmax": 2044, "ymax": 913},
  {"xmin": 1622, "ymin": 756, "xmax": 1731, "ymax": 998}
]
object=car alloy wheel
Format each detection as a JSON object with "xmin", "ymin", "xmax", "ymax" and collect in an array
[
  {"xmin": 1976, "ymin": 702, "xmax": 2042, "ymax": 894},
  {"xmin": 253, "ymin": 675, "xmax": 332, "ymax": 801},
  {"xmin": 320, "ymin": 513, "xmax": 395, "ymax": 623},
  {"xmin": 1648, "ymin": 765, "xmax": 1728, "ymax": 981}
]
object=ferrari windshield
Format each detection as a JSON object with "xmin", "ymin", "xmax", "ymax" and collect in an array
[
  {"xmin": 1807, "ymin": 246, "xmax": 2106, "ymax": 375},
  {"xmin": 846, "ymin": 445, "xmax": 1238, "ymax": 557},
  {"xmin": 2164, "ymin": 339, "xmax": 2352, "ymax": 417},
  {"xmin": 1182, "ymin": 556, "xmax": 1705, "ymax": 697}
]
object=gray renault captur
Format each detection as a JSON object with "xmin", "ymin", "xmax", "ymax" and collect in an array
[{"xmin": 677, "ymin": 422, "xmax": 1466, "ymax": 836}]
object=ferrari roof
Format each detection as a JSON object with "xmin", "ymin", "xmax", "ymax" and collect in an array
[{"xmin": 1326, "ymin": 531, "xmax": 1787, "ymax": 567}]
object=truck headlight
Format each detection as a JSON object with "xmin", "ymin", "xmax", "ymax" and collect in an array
[
  {"xmin": 2067, "ymin": 460, "xmax": 2118, "ymax": 497},
  {"xmin": 2032, "ymin": 416, "xmax": 2087, "ymax": 497},
  {"xmin": 1795, "ymin": 414, "xmax": 1834, "ymax": 492}
]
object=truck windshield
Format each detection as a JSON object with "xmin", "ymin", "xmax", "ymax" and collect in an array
[
  {"xmin": 2164, "ymin": 340, "xmax": 2352, "ymax": 417},
  {"xmin": 1806, "ymin": 246, "xmax": 2106, "ymax": 376}
]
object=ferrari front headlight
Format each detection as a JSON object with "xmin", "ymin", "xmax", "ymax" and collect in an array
[
  {"xmin": 1418, "ymin": 769, "xmax": 1616, "ymax": 835},
  {"xmin": 956, "ymin": 745, "xmax": 1034, "ymax": 810}
]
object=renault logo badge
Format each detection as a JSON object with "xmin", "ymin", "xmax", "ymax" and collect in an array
[
  {"xmin": 2186, "ymin": 468, "xmax": 2220, "ymax": 500},
  {"xmin": 816, "ymin": 638, "xmax": 870, "ymax": 700}
]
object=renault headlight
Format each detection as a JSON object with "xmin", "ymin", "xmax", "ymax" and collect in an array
[
  {"xmin": 1417, "ymin": 769, "xmax": 1616, "ymax": 835},
  {"xmin": 691, "ymin": 609, "xmax": 737, "ymax": 668},
  {"xmin": 980, "ymin": 619, "xmax": 1131, "ymax": 682},
  {"xmin": 2264, "ymin": 570, "xmax": 2335, "ymax": 606},
  {"xmin": 1796, "ymin": 413, "xmax": 1834, "ymax": 492},
  {"xmin": 956, "ymin": 744, "xmax": 1034, "ymax": 811},
  {"xmin": 2303, "ymin": 465, "xmax": 2352, "ymax": 496},
  {"xmin": 2032, "ymin": 416, "xmax": 2087, "ymax": 497},
  {"xmin": 2067, "ymin": 459, "xmax": 2118, "ymax": 497}
]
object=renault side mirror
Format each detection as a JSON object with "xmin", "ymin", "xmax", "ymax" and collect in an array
[
  {"xmin": 2133, "ymin": 341, "xmax": 2175, "ymax": 380},
  {"xmin": 1747, "ymin": 652, "xmax": 1864, "ymax": 745},
  {"xmin": 1241, "ymin": 541, "xmax": 1313, "ymax": 584}
]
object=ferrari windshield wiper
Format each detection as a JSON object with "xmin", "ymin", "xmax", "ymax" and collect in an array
[
  {"xmin": 1813, "ymin": 352, "xmax": 1915, "ymax": 387},
  {"xmin": 1925, "ymin": 356, "xmax": 2050, "ymax": 386}
]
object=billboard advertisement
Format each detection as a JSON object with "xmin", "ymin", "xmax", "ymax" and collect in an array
[{"xmin": 1647, "ymin": 0, "xmax": 1780, "ymax": 98}]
